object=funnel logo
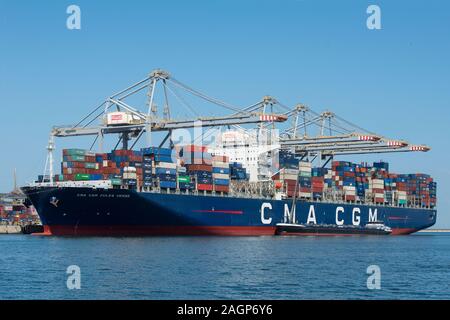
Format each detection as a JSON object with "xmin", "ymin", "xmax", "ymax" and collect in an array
[{"xmin": 50, "ymin": 197, "xmax": 59, "ymax": 207}]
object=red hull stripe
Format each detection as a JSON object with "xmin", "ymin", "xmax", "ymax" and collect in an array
[
  {"xmin": 35, "ymin": 225, "xmax": 275, "ymax": 236},
  {"xmin": 390, "ymin": 228, "xmax": 417, "ymax": 235},
  {"xmin": 388, "ymin": 216, "xmax": 410, "ymax": 220},
  {"xmin": 278, "ymin": 227, "xmax": 419, "ymax": 236},
  {"xmin": 279, "ymin": 233, "xmax": 381, "ymax": 237},
  {"xmin": 192, "ymin": 210, "xmax": 243, "ymax": 215},
  {"xmin": 33, "ymin": 225, "xmax": 420, "ymax": 236}
]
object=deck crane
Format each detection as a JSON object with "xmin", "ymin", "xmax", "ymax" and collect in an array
[{"xmin": 43, "ymin": 69, "xmax": 288, "ymax": 183}]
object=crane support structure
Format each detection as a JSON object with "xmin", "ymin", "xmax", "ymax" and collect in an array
[
  {"xmin": 276, "ymin": 105, "xmax": 430, "ymax": 156},
  {"xmin": 49, "ymin": 69, "xmax": 288, "ymax": 147},
  {"xmin": 44, "ymin": 69, "xmax": 431, "ymax": 185}
]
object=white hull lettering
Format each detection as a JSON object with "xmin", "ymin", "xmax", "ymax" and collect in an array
[
  {"xmin": 352, "ymin": 207, "xmax": 361, "ymax": 226},
  {"xmin": 369, "ymin": 208, "xmax": 378, "ymax": 222},
  {"xmin": 261, "ymin": 203, "xmax": 273, "ymax": 224},
  {"xmin": 307, "ymin": 205, "xmax": 317, "ymax": 224},
  {"xmin": 336, "ymin": 206, "xmax": 345, "ymax": 225}
]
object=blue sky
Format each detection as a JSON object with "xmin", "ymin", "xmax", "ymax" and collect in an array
[{"xmin": 1, "ymin": 1, "xmax": 449, "ymax": 226}]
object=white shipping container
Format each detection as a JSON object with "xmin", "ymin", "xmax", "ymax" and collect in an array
[
  {"xmin": 299, "ymin": 161, "xmax": 312, "ymax": 168},
  {"xmin": 281, "ymin": 174, "xmax": 298, "ymax": 181},
  {"xmin": 106, "ymin": 112, "xmax": 133, "ymax": 126},
  {"xmin": 156, "ymin": 162, "xmax": 177, "ymax": 169},
  {"xmin": 299, "ymin": 192, "xmax": 312, "ymax": 198},
  {"xmin": 213, "ymin": 173, "xmax": 230, "ymax": 179},
  {"xmin": 212, "ymin": 161, "xmax": 229, "ymax": 168},
  {"xmin": 123, "ymin": 173, "xmax": 137, "ymax": 179},
  {"xmin": 371, "ymin": 182, "xmax": 384, "ymax": 188},
  {"xmin": 282, "ymin": 168, "xmax": 299, "ymax": 175}
]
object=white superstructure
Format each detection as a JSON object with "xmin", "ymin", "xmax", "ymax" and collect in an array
[{"xmin": 209, "ymin": 129, "xmax": 280, "ymax": 182}]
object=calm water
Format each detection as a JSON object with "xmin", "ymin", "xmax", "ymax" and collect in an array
[{"xmin": 0, "ymin": 233, "xmax": 449, "ymax": 299}]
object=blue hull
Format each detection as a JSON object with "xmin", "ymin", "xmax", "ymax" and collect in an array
[{"xmin": 22, "ymin": 187, "xmax": 436, "ymax": 236}]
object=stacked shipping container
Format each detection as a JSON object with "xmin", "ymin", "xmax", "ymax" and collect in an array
[
  {"xmin": 53, "ymin": 148, "xmax": 436, "ymax": 208},
  {"xmin": 272, "ymin": 152, "xmax": 437, "ymax": 208},
  {"xmin": 212, "ymin": 155, "xmax": 230, "ymax": 193}
]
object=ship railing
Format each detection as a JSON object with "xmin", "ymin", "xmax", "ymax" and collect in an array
[{"xmin": 134, "ymin": 183, "xmax": 435, "ymax": 210}]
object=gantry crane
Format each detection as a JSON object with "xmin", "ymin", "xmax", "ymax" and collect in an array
[
  {"xmin": 274, "ymin": 104, "xmax": 430, "ymax": 164},
  {"xmin": 43, "ymin": 69, "xmax": 288, "ymax": 183},
  {"xmin": 42, "ymin": 69, "xmax": 431, "ymax": 183}
]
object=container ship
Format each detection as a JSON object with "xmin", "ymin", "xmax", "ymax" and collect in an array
[{"xmin": 21, "ymin": 70, "xmax": 437, "ymax": 236}]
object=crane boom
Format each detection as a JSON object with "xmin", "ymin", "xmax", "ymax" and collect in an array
[{"xmin": 52, "ymin": 113, "xmax": 288, "ymax": 138}]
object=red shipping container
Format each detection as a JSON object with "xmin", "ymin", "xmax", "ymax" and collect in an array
[
  {"xmin": 344, "ymin": 172, "xmax": 355, "ymax": 177},
  {"xmin": 214, "ymin": 185, "xmax": 229, "ymax": 193},
  {"xmin": 187, "ymin": 164, "xmax": 213, "ymax": 172},
  {"xmin": 179, "ymin": 145, "xmax": 208, "ymax": 153},
  {"xmin": 284, "ymin": 179, "xmax": 298, "ymax": 186},
  {"xmin": 312, "ymin": 182, "xmax": 324, "ymax": 188},
  {"xmin": 197, "ymin": 184, "xmax": 213, "ymax": 191},
  {"xmin": 212, "ymin": 155, "xmax": 229, "ymax": 162},
  {"xmin": 71, "ymin": 162, "xmax": 84, "ymax": 168}
]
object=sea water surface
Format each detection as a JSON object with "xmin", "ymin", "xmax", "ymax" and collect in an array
[{"xmin": 0, "ymin": 233, "xmax": 449, "ymax": 299}]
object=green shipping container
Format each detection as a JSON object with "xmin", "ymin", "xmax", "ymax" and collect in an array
[
  {"xmin": 65, "ymin": 149, "xmax": 87, "ymax": 156},
  {"xmin": 70, "ymin": 155, "xmax": 86, "ymax": 162},
  {"xmin": 84, "ymin": 162, "xmax": 97, "ymax": 169},
  {"xmin": 75, "ymin": 173, "xmax": 91, "ymax": 181},
  {"xmin": 300, "ymin": 171, "xmax": 312, "ymax": 177},
  {"xmin": 110, "ymin": 178, "xmax": 122, "ymax": 186},
  {"xmin": 178, "ymin": 176, "xmax": 191, "ymax": 183}
]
